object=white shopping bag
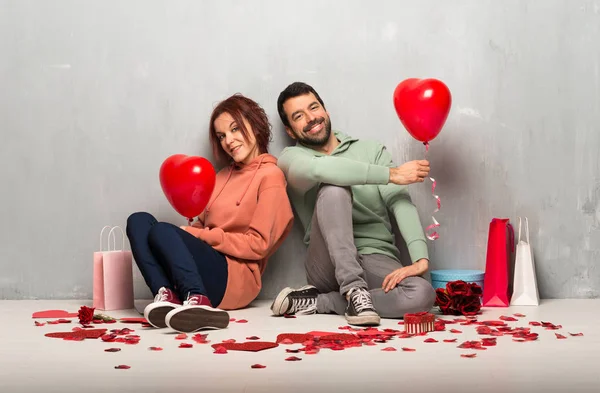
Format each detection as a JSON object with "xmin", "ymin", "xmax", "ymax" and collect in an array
[{"xmin": 510, "ymin": 217, "xmax": 540, "ymax": 306}]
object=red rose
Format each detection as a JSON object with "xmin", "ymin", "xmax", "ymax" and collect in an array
[
  {"xmin": 469, "ymin": 283, "xmax": 483, "ymax": 297},
  {"xmin": 435, "ymin": 288, "xmax": 453, "ymax": 313},
  {"xmin": 459, "ymin": 296, "xmax": 481, "ymax": 316},
  {"xmin": 78, "ymin": 306, "xmax": 95, "ymax": 325},
  {"xmin": 446, "ymin": 280, "xmax": 472, "ymax": 297}
]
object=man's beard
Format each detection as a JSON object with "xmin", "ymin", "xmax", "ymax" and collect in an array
[{"xmin": 295, "ymin": 116, "xmax": 332, "ymax": 147}]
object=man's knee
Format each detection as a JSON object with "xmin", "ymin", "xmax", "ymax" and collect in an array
[
  {"xmin": 408, "ymin": 276, "xmax": 436, "ymax": 311},
  {"xmin": 317, "ymin": 184, "xmax": 352, "ymax": 204},
  {"xmin": 375, "ymin": 276, "xmax": 436, "ymax": 318}
]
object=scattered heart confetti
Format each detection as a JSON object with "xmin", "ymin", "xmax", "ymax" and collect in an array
[
  {"xmin": 499, "ymin": 316, "xmax": 518, "ymax": 322},
  {"xmin": 286, "ymin": 349, "xmax": 300, "ymax": 353},
  {"xmin": 424, "ymin": 338, "xmax": 438, "ymax": 343},
  {"xmin": 193, "ymin": 334, "xmax": 210, "ymax": 344},
  {"xmin": 513, "ymin": 313, "xmax": 526, "ymax": 317},
  {"xmin": 401, "ymin": 347, "xmax": 416, "ymax": 352},
  {"xmin": 450, "ymin": 329, "xmax": 462, "ymax": 334},
  {"xmin": 305, "ymin": 349, "xmax": 319, "ymax": 354},
  {"xmin": 461, "ymin": 353, "xmax": 477, "ymax": 358},
  {"xmin": 251, "ymin": 364, "xmax": 266, "ymax": 369},
  {"xmin": 280, "ymin": 338, "xmax": 294, "ymax": 345},
  {"xmin": 236, "ymin": 319, "xmax": 248, "ymax": 323},
  {"xmin": 569, "ymin": 332, "xmax": 584, "ymax": 337},
  {"xmin": 175, "ymin": 333, "xmax": 188, "ymax": 340},
  {"xmin": 285, "ymin": 356, "xmax": 302, "ymax": 361},
  {"xmin": 213, "ymin": 346, "xmax": 228, "ymax": 354},
  {"xmin": 149, "ymin": 347, "xmax": 163, "ymax": 351},
  {"xmin": 246, "ymin": 336, "xmax": 260, "ymax": 340},
  {"xmin": 114, "ymin": 365, "xmax": 130, "ymax": 369},
  {"xmin": 529, "ymin": 321, "xmax": 542, "ymax": 326},
  {"xmin": 35, "ymin": 321, "xmax": 46, "ymax": 326},
  {"xmin": 381, "ymin": 347, "xmax": 397, "ymax": 351},
  {"xmin": 542, "ymin": 321, "xmax": 562, "ymax": 330},
  {"xmin": 443, "ymin": 339, "xmax": 457, "ymax": 343},
  {"xmin": 104, "ymin": 348, "xmax": 121, "ymax": 352},
  {"xmin": 179, "ymin": 343, "xmax": 193, "ymax": 348},
  {"xmin": 222, "ymin": 339, "xmax": 236, "ymax": 344},
  {"xmin": 481, "ymin": 338, "xmax": 497, "ymax": 346},
  {"xmin": 458, "ymin": 341, "xmax": 487, "ymax": 350},
  {"xmin": 555, "ymin": 333, "xmax": 567, "ymax": 339}
]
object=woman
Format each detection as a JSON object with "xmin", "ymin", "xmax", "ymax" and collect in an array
[{"xmin": 126, "ymin": 94, "xmax": 294, "ymax": 333}]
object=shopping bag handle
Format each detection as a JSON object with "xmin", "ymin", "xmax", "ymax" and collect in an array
[
  {"xmin": 517, "ymin": 217, "xmax": 530, "ymax": 244},
  {"xmin": 99, "ymin": 226, "xmax": 116, "ymax": 251},
  {"xmin": 108, "ymin": 226, "xmax": 127, "ymax": 251}
]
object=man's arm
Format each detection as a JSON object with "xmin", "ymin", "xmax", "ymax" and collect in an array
[
  {"xmin": 375, "ymin": 146, "xmax": 429, "ymax": 264},
  {"xmin": 277, "ymin": 147, "xmax": 390, "ymax": 194}
]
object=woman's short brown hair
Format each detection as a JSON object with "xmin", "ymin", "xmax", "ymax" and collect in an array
[{"xmin": 209, "ymin": 94, "xmax": 272, "ymax": 165}]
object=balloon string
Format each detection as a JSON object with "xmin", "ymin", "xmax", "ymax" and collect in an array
[{"xmin": 424, "ymin": 142, "xmax": 440, "ymax": 241}]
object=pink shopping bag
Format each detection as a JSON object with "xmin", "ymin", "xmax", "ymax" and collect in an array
[
  {"xmin": 93, "ymin": 226, "xmax": 134, "ymax": 311},
  {"xmin": 482, "ymin": 218, "xmax": 515, "ymax": 307}
]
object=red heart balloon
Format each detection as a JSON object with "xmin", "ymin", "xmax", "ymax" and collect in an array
[
  {"xmin": 393, "ymin": 78, "xmax": 452, "ymax": 143},
  {"xmin": 159, "ymin": 154, "xmax": 216, "ymax": 220}
]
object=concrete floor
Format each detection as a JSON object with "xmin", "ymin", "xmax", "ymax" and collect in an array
[{"xmin": 1, "ymin": 299, "xmax": 599, "ymax": 393}]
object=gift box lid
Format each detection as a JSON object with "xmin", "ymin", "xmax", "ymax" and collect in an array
[{"xmin": 430, "ymin": 269, "xmax": 484, "ymax": 282}]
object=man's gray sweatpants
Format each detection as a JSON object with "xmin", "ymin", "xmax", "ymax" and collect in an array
[{"xmin": 305, "ymin": 185, "xmax": 436, "ymax": 318}]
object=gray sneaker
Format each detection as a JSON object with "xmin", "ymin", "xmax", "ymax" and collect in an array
[
  {"xmin": 271, "ymin": 285, "xmax": 319, "ymax": 316},
  {"xmin": 345, "ymin": 287, "xmax": 380, "ymax": 326}
]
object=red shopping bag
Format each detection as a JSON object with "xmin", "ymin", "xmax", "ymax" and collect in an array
[{"xmin": 482, "ymin": 218, "xmax": 515, "ymax": 307}]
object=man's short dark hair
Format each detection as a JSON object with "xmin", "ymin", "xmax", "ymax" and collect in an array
[{"xmin": 277, "ymin": 82, "xmax": 326, "ymax": 128}]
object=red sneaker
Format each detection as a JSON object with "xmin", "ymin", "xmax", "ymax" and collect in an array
[
  {"xmin": 165, "ymin": 294, "xmax": 230, "ymax": 333},
  {"xmin": 143, "ymin": 287, "xmax": 182, "ymax": 328}
]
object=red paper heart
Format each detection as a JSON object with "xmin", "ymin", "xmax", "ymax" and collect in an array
[
  {"xmin": 211, "ymin": 341, "xmax": 278, "ymax": 352},
  {"xmin": 45, "ymin": 329, "xmax": 107, "ymax": 340},
  {"xmin": 393, "ymin": 78, "xmax": 451, "ymax": 143},
  {"xmin": 159, "ymin": 154, "xmax": 216, "ymax": 220},
  {"xmin": 120, "ymin": 318, "xmax": 149, "ymax": 324},
  {"xmin": 276, "ymin": 333, "xmax": 313, "ymax": 344},
  {"xmin": 32, "ymin": 310, "xmax": 77, "ymax": 319}
]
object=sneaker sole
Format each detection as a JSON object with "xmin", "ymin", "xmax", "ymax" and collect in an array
[
  {"xmin": 270, "ymin": 285, "xmax": 316, "ymax": 315},
  {"xmin": 166, "ymin": 306, "xmax": 230, "ymax": 333},
  {"xmin": 144, "ymin": 305, "xmax": 177, "ymax": 329},
  {"xmin": 345, "ymin": 313, "xmax": 381, "ymax": 326}
]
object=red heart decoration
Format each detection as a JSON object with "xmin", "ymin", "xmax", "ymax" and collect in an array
[
  {"xmin": 393, "ymin": 78, "xmax": 452, "ymax": 143},
  {"xmin": 32, "ymin": 310, "xmax": 77, "ymax": 319},
  {"xmin": 159, "ymin": 154, "xmax": 216, "ymax": 220},
  {"xmin": 276, "ymin": 333, "xmax": 313, "ymax": 344},
  {"xmin": 45, "ymin": 328, "xmax": 107, "ymax": 340},
  {"xmin": 211, "ymin": 341, "xmax": 278, "ymax": 352}
]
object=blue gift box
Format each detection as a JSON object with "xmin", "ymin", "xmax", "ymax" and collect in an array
[{"xmin": 430, "ymin": 269, "xmax": 485, "ymax": 291}]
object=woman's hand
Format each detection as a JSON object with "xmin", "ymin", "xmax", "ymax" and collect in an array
[{"xmin": 381, "ymin": 258, "xmax": 429, "ymax": 293}]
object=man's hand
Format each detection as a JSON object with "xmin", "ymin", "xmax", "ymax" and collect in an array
[
  {"xmin": 381, "ymin": 259, "xmax": 429, "ymax": 293},
  {"xmin": 389, "ymin": 160, "xmax": 430, "ymax": 185}
]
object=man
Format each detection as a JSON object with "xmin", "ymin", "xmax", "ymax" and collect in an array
[{"xmin": 270, "ymin": 82, "xmax": 436, "ymax": 326}]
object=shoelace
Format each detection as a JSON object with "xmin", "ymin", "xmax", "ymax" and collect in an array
[
  {"xmin": 184, "ymin": 297, "xmax": 199, "ymax": 306},
  {"xmin": 291, "ymin": 297, "xmax": 317, "ymax": 315},
  {"xmin": 155, "ymin": 288, "xmax": 170, "ymax": 302},
  {"xmin": 350, "ymin": 288, "xmax": 374, "ymax": 313}
]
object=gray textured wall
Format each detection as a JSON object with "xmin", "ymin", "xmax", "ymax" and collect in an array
[{"xmin": 1, "ymin": 0, "xmax": 599, "ymax": 300}]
